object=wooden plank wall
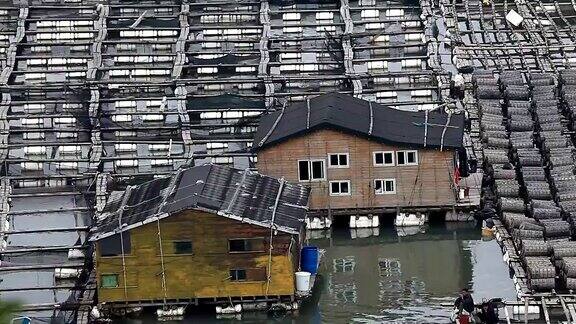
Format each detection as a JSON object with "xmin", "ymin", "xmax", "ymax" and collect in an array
[
  {"xmin": 257, "ymin": 129, "xmax": 458, "ymax": 211},
  {"xmin": 96, "ymin": 210, "xmax": 298, "ymax": 303}
]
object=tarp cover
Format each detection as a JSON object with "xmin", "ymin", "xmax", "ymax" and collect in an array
[
  {"xmin": 111, "ymin": 18, "xmax": 180, "ymax": 29},
  {"xmin": 189, "ymin": 53, "xmax": 260, "ymax": 65},
  {"xmin": 187, "ymin": 94, "xmax": 265, "ymax": 110}
]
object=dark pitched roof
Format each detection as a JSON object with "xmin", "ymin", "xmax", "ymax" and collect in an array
[
  {"xmin": 252, "ymin": 93, "xmax": 464, "ymax": 151},
  {"xmin": 90, "ymin": 164, "xmax": 310, "ymax": 241}
]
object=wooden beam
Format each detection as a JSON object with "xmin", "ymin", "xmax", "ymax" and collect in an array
[
  {"xmin": 569, "ymin": 304, "xmax": 576, "ymax": 324},
  {"xmin": 0, "ymin": 263, "xmax": 84, "ymax": 272},
  {"xmin": 503, "ymin": 305, "xmax": 512, "ymax": 324},
  {"xmin": 0, "ymin": 285, "xmax": 95, "ymax": 292},
  {"xmin": 541, "ymin": 298, "xmax": 551, "ymax": 324},
  {"xmin": 524, "ymin": 298, "xmax": 529, "ymax": 324},
  {"xmin": 8, "ymin": 207, "xmax": 90, "ymax": 215},
  {"xmin": 560, "ymin": 296, "xmax": 572, "ymax": 324},
  {"xmin": 2, "ymin": 226, "xmax": 89, "ymax": 235},
  {"xmin": 0, "ymin": 245, "xmax": 86, "ymax": 254}
]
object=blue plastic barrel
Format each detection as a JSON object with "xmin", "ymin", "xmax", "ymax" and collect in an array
[{"xmin": 300, "ymin": 246, "xmax": 319, "ymax": 274}]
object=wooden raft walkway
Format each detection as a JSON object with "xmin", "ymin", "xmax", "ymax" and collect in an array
[{"xmin": 481, "ymin": 220, "xmax": 576, "ymax": 323}]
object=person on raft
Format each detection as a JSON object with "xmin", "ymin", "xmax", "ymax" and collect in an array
[{"xmin": 454, "ymin": 288, "xmax": 475, "ymax": 323}]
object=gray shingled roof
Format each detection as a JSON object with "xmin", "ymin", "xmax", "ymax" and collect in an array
[
  {"xmin": 253, "ymin": 93, "xmax": 465, "ymax": 151},
  {"xmin": 90, "ymin": 164, "xmax": 310, "ymax": 241}
]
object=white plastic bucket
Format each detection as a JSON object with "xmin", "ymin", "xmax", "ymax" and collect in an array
[{"xmin": 295, "ymin": 271, "xmax": 311, "ymax": 292}]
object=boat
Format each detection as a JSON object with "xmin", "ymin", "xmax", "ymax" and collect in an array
[{"xmin": 450, "ymin": 298, "xmax": 504, "ymax": 324}]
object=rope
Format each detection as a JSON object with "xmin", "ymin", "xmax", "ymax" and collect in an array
[
  {"xmin": 368, "ymin": 101, "xmax": 374, "ymax": 135},
  {"xmin": 440, "ymin": 112, "xmax": 453, "ymax": 151},
  {"xmin": 117, "ymin": 185, "xmax": 134, "ymax": 301},
  {"xmin": 225, "ymin": 168, "xmax": 250, "ymax": 213},
  {"xmin": 407, "ymin": 152, "xmax": 424, "ymax": 207},
  {"xmin": 157, "ymin": 218, "xmax": 168, "ymax": 305},
  {"xmin": 265, "ymin": 178, "xmax": 285, "ymax": 296},
  {"xmin": 424, "ymin": 109, "xmax": 429, "ymax": 147},
  {"xmin": 118, "ymin": 212, "xmax": 128, "ymax": 300},
  {"xmin": 306, "ymin": 97, "xmax": 311, "ymax": 130},
  {"xmin": 258, "ymin": 101, "xmax": 286, "ymax": 147}
]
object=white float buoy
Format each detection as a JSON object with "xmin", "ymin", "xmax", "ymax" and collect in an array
[
  {"xmin": 55, "ymin": 268, "xmax": 82, "ymax": 279},
  {"xmin": 68, "ymin": 248, "xmax": 85, "ymax": 260},
  {"xmin": 216, "ymin": 304, "xmax": 242, "ymax": 314},
  {"xmin": 395, "ymin": 212, "xmax": 427, "ymax": 227}
]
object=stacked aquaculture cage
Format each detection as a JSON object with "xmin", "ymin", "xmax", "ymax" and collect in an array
[
  {"xmin": 474, "ymin": 71, "xmax": 510, "ymax": 215},
  {"xmin": 556, "ymin": 70, "xmax": 576, "ymax": 227},
  {"xmin": 481, "ymin": 69, "xmax": 576, "ymax": 292},
  {"xmin": 500, "ymin": 71, "xmax": 557, "ymax": 291},
  {"xmin": 475, "ymin": 69, "xmax": 576, "ymax": 292},
  {"xmin": 550, "ymin": 241, "xmax": 576, "ymax": 289},
  {"xmin": 529, "ymin": 73, "xmax": 572, "ymax": 242},
  {"xmin": 473, "ymin": 70, "xmax": 537, "ymax": 293}
]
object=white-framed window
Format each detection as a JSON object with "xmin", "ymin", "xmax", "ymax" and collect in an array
[
  {"xmin": 330, "ymin": 180, "xmax": 351, "ymax": 196},
  {"xmin": 373, "ymin": 151, "xmax": 395, "ymax": 166},
  {"xmin": 298, "ymin": 159, "xmax": 325, "ymax": 181},
  {"xmin": 328, "ymin": 153, "xmax": 349, "ymax": 168},
  {"xmin": 375, "ymin": 179, "xmax": 396, "ymax": 194},
  {"xmin": 396, "ymin": 150, "xmax": 418, "ymax": 166}
]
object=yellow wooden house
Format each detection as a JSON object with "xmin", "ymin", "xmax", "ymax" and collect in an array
[{"xmin": 90, "ymin": 164, "xmax": 310, "ymax": 311}]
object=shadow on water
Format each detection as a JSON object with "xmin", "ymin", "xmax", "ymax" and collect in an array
[{"xmin": 116, "ymin": 222, "xmax": 516, "ymax": 324}]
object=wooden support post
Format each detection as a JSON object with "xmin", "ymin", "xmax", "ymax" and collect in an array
[
  {"xmin": 560, "ymin": 296, "xmax": 572, "ymax": 324},
  {"xmin": 524, "ymin": 297, "xmax": 529, "ymax": 324},
  {"xmin": 569, "ymin": 304, "xmax": 576, "ymax": 323},
  {"xmin": 503, "ymin": 305, "xmax": 512, "ymax": 324},
  {"xmin": 541, "ymin": 298, "xmax": 551, "ymax": 324}
]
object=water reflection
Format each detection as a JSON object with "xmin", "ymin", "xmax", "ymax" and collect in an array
[
  {"xmin": 304, "ymin": 223, "xmax": 516, "ymax": 323},
  {"xmin": 117, "ymin": 222, "xmax": 516, "ymax": 323}
]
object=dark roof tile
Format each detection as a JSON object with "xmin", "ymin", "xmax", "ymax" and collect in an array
[
  {"xmin": 253, "ymin": 93, "xmax": 464, "ymax": 150},
  {"xmin": 90, "ymin": 164, "xmax": 309, "ymax": 241}
]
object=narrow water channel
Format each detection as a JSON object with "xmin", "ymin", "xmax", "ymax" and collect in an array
[{"xmin": 119, "ymin": 222, "xmax": 517, "ymax": 324}]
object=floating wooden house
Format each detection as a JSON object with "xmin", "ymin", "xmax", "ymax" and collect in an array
[
  {"xmin": 253, "ymin": 93, "xmax": 466, "ymax": 227},
  {"xmin": 89, "ymin": 164, "xmax": 310, "ymax": 314}
]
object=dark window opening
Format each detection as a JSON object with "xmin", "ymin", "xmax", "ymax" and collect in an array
[
  {"xmin": 173, "ymin": 241, "xmax": 193, "ymax": 254},
  {"xmin": 229, "ymin": 238, "xmax": 264, "ymax": 252},
  {"xmin": 329, "ymin": 153, "xmax": 348, "ymax": 167},
  {"xmin": 397, "ymin": 152, "xmax": 406, "ymax": 165},
  {"xmin": 311, "ymin": 160, "xmax": 324, "ymax": 179},
  {"xmin": 374, "ymin": 153, "xmax": 384, "ymax": 165},
  {"xmin": 385, "ymin": 180, "xmax": 395, "ymax": 192},
  {"xmin": 384, "ymin": 153, "xmax": 393, "ymax": 164},
  {"xmin": 330, "ymin": 154, "xmax": 339, "ymax": 166},
  {"xmin": 407, "ymin": 151, "xmax": 417, "ymax": 164},
  {"xmin": 375, "ymin": 179, "xmax": 396, "ymax": 194},
  {"xmin": 375, "ymin": 180, "xmax": 382, "ymax": 192},
  {"xmin": 375, "ymin": 152, "xmax": 394, "ymax": 165},
  {"xmin": 330, "ymin": 181, "xmax": 350, "ymax": 195},
  {"xmin": 298, "ymin": 161, "xmax": 310, "ymax": 181},
  {"xmin": 230, "ymin": 269, "xmax": 247, "ymax": 281},
  {"xmin": 331, "ymin": 182, "xmax": 339, "ymax": 193},
  {"xmin": 99, "ymin": 232, "xmax": 131, "ymax": 257}
]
